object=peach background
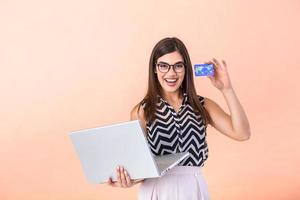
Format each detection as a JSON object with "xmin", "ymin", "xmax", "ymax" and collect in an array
[{"xmin": 1, "ymin": 0, "xmax": 300, "ymax": 199}]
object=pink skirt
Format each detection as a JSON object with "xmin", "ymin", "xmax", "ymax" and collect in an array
[{"xmin": 138, "ymin": 166, "xmax": 210, "ymax": 200}]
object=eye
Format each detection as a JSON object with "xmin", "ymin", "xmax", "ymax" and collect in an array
[
  {"xmin": 174, "ymin": 63, "xmax": 184, "ymax": 69},
  {"xmin": 158, "ymin": 63, "xmax": 169, "ymax": 69}
]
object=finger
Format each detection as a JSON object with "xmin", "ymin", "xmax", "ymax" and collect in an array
[
  {"xmin": 120, "ymin": 166, "xmax": 127, "ymax": 187},
  {"xmin": 209, "ymin": 59, "xmax": 220, "ymax": 73},
  {"xmin": 107, "ymin": 177, "xmax": 116, "ymax": 187},
  {"xmin": 213, "ymin": 58, "xmax": 224, "ymax": 72},
  {"xmin": 212, "ymin": 57, "xmax": 221, "ymax": 67},
  {"xmin": 222, "ymin": 60, "xmax": 227, "ymax": 67},
  {"xmin": 210, "ymin": 58, "xmax": 217, "ymax": 66},
  {"xmin": 116, "ymin": 166, "xmax": 122, "ymax": 186},
  {"xmin": 124, "ymin": 170, "xmax": 131, "ymax": 186},
  {"xmin": 214, "ymin": 58, "xmax": 227, "ymax": 71},
  {"xmin": 221, "ymin": 60, "xmax": 227, "ymax": 70}
]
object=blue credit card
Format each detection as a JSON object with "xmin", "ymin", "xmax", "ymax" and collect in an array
[{"xmin": 194, "ymin": 63, "xmax": 214, "ymax": 76}]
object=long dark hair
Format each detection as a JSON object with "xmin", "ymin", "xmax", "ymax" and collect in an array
[{"xmin": 139, "ymin": 37, "xmax": 212, "ymax": 127}]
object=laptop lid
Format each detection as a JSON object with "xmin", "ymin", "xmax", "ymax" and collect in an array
[{"xmin": 69, "ymin": 120, "xmax": 160, "ymax": 183}]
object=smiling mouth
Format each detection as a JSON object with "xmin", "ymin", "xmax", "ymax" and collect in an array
[{"xmin": 164, "ymin": 78, "xmax": 178, "ymax": 83}]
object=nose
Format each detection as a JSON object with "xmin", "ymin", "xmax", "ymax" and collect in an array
[{"xmin": 166, "ymin": 66, "xmax": 177, "ymax": 75}]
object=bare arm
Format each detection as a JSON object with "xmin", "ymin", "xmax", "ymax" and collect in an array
[
  {"xmin": 204, "ymin": 88, "xmax": 251, "ymax": 141},
  {"xmin": 130, "ymin": 103, "xmax": 147, "ymax": 135},
  {"xmin": 204, "ymin": 58, "xmax": 251, "ymax": 141}
]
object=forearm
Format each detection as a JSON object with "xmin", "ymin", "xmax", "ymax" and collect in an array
[{"xmin": 221, "ymin": 88, "xmax": 251, "ymax": 140}]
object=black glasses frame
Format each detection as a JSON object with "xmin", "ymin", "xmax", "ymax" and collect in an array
[{"xmin": 155, "ymin": 62, "xmax": 185, "ymax": 73}]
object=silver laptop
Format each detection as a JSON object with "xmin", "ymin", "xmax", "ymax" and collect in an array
[{"xmin": 69, "ymin": 120, "xmax": 189, "ymax": 184}]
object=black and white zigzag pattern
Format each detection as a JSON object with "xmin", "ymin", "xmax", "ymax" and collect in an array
[{"xmin": 144, "ymin": 93, "xmax": 209, "ymax": 166}]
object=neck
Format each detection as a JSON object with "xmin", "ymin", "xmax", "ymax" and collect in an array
[{"xmin": 161, "ymin": 89, "xmax": 183, "ymax": 103}]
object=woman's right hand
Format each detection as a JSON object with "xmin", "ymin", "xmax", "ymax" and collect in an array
[{"xmin": 107, "ymin": 165, "xmax": 144, "ymax": 188}]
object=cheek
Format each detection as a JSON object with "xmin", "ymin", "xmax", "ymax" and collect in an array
[
  {"xmin": 156, "ymin": 73, "xmax": 164, "ymax": 84},
  {"xmin": 179, "ymin": 72, "xmax": 185, "ymax": 81}
]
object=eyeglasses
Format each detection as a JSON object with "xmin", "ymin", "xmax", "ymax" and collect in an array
[{"xmin": 156, "ymin": 62, "xmax": 185, "ymax": 73}]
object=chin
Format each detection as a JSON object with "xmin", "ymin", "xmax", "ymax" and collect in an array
[{"xmin": 161, "ymin": 86, "xmax": 181, "ymax": 93}]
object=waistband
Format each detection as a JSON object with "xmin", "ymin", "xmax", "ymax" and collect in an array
[{"xmin": 164, "ymin": 166, "xmax": 203, "ymax": 175}]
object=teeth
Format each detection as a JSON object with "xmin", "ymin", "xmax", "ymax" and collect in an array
[{"xmin": 165, "ymin": 79, "xmax": 177, "ymax": 83}]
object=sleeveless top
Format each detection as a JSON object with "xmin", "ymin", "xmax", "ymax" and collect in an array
[{"xmin": 141, "ymin": 93, "xmax": 209, "ymax": 167}]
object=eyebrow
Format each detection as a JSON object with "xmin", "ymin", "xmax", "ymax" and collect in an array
[{"xmin": 157, "ymin": 61, "xmax": 184, "ymax": 65}]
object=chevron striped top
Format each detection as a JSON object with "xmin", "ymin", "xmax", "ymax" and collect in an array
[{"xmin": 141, "ymin": 93, "xmax": 209, "ymax": 166}]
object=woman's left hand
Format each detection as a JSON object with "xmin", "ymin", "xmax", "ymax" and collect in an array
[{"xmin": 206, "ymin": 58, "xmax": 233, "ymax": 91}]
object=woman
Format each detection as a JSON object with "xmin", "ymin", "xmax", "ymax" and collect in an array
[{"xmin": 107, "ymin": 37, "xmax": 251, "ymax": 200}]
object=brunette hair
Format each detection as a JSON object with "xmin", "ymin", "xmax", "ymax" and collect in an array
[{"xmin": 139, "ymin": 37, "xmax": 212, "ymax": 127}]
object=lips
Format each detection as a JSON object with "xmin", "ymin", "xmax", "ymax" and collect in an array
[
  {"xmin": 165, "ymin": 78, "xmax": 178, "ymax": 83},
  {"xmin": 164, "ymin": 78, "xmax": 178, "ymax": 87}
]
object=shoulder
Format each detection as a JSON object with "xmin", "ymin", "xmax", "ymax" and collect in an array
[
  {"xmin": 130, "ymin": 101, "xmax": 147, "ymax": 135},
  {"xmin": 130, "ymin": 100, "xmax": 146, "ymax": 122},
  {"xmin": 130, "ymin": 102, "xmax": 144, "ymax": 120}
]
